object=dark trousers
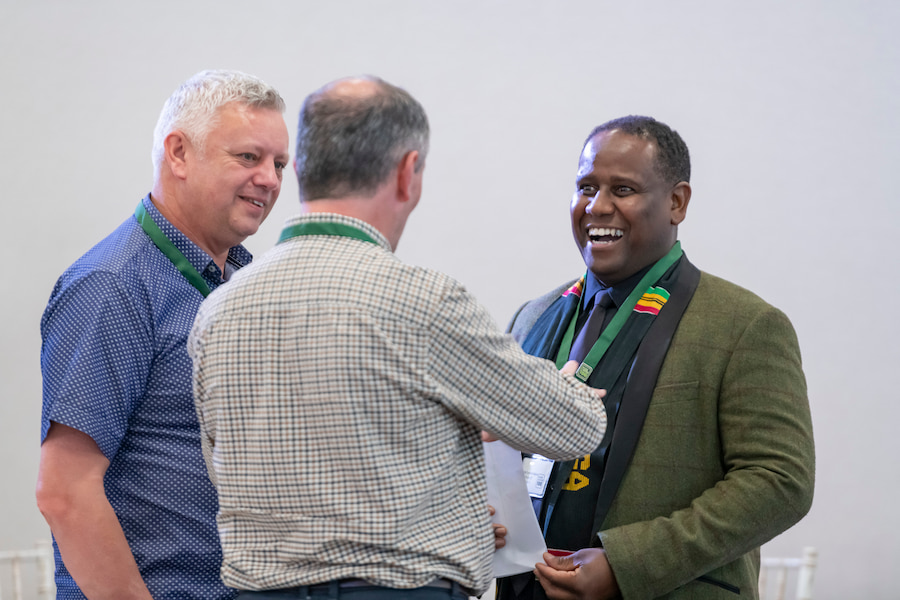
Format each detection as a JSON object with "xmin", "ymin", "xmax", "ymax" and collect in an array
[{"xmin": 496, "ymin": 573, "xmax": 545, "ymax": 600}]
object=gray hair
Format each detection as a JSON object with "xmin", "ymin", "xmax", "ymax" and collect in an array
[
  {"xmin": 151, "ymin": 69, "xmax": 285, "ymax": 179},
  {"xmin": 295, "ymin": 76, "xmax": 429, "ymax": 201}
]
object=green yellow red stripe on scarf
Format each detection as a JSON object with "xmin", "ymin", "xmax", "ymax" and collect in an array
[
  {"xmin": 562, "ymin": 277, "xmax": 585, "ymax": 298},
  {"xmin": 634, "ymin": 286, "xmax": 670, "ymax": 315}
]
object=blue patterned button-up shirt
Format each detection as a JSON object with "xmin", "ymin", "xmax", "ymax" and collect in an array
[{"xmin": 40, "ymin": 194, "xmax": 250, "ymax": 599}]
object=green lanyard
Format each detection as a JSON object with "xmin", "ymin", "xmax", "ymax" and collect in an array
[
  {"xmin": 278, "ymin": 221, "xmax": 380, "ymax": 246},
  {"xmin": 134, "ymin": 202, "xmax": 211, "ymax": 298},
  {"xmin": 556, "ymin": 241, "xmax": 683, "ymax": 382}
]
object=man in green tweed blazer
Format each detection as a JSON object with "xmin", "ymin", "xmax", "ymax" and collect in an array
[{"xmin": 496, "ymin": 116, "xmax": 814, "ymax": 600}]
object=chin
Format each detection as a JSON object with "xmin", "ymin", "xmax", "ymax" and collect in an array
[{"xmin": 585, "ymin": 263, "xmax": 620, "ymax": 285}]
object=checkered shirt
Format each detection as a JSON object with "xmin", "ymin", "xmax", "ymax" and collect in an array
[{"xmin": 189, "ymin": 213, "xmax": 606, "ymax": 594}]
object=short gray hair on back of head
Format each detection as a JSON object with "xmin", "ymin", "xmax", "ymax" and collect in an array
[
  {"xmin": 151, "ymin": 69, "xmax": 285, "ymax": 180},
  {"xmin": 295, "ymin": 76, "xmax": 429, "ymax": 201}
]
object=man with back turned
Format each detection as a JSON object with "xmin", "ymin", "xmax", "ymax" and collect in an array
[{"xmin": 189, "ymin": 75, "xmax": 608, "ymax": 600}]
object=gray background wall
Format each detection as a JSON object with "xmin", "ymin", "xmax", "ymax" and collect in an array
[{"xmin": 2, "ymin": 1, "xmax": 898, "ymax": 598}]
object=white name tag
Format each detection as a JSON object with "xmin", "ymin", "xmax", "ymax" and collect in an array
[{"xmin": 523, "ymin": 454, "xmax": 554, "ymax": 498}]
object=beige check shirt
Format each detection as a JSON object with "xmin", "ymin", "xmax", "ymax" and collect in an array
[{"xmin": 189, "ymin": 213, "xmax": 606, "ymax": 594}]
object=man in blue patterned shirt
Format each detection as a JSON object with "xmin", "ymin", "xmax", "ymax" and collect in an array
[{"xmin": 36, "ymin": 70, "xmax": 290, "ymax": 599}]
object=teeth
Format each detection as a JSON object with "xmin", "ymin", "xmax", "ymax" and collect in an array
[
  {"xmin": 588, "ymin": 227, "xmax": 623, "ymax": 239},
  {"xmin": 248, "ymin": 199, "xmax": 264, "ymax": 208}
]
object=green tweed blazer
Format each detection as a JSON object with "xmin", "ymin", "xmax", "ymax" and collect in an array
[{"xmin": 507, "ymin": 269, "xmax": 815, "ymax": 599}]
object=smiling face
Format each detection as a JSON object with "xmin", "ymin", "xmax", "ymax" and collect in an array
[
  {"xmin": 180, "ymin": 103, "xmax": 290, "ymax": 257},
  {"xmin": 570, "ymin": 129, "xmax": 690, "ymax": 286}
]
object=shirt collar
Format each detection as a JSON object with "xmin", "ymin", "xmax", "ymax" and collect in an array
[
  {"xmin": 281, "ymin": 212, "xmax": 393, "ymax": 252},
  {"xmin": 583, "ymin": 264, "xmax": 654, "ymax": 310}
]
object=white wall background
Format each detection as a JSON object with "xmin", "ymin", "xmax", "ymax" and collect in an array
[{"xmin": 2, "ymin": 1, "xmax": 898, "ymax": 598}]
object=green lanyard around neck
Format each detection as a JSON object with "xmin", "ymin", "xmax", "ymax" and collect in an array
[
  {"xmin": 278, "ymin": 221, "xmax": 380, "ymax": 246},
  {"xmin": 134, "ymin": 201, "xmax": 211, "ymax": 298},
  {"xmin": 556, "ymin": 241, "xmax": 683, "ymax": 382}
]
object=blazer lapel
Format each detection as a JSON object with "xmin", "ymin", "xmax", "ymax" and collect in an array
[{"xmin": 589, "ymin": 259, "xmax": 702, "ymax": 537}]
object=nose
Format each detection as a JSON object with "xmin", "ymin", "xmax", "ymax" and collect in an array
[
  {"xmin": 254, "ymin": 161, "xmax": 281, "ymax": 191},
  {"xmin": 585, "ymin": 190, "xmax": 613, "ymax": 215}
]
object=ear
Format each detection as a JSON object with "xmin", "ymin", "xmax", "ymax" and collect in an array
[
  {"xmin": 669, "ymin": 181, "xmax": 691, "ymax": 226},
  {"xmin": 163, "ymin": 130, "xmax": 191, "ymax": 180},
  {"xmin": 396, "ymin": 150, "xmax": 420, "ymax": 203}
]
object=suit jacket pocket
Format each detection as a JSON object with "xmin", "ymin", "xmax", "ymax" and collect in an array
[{"xmin": 647, "ymin": 380, "xmax": 699, "ymax": 405}]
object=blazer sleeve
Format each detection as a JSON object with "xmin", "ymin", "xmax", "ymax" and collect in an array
[
  {"xmin": 599, "ymin": 283, "xmax": 815, "ymax": 599},
  {"xmin": 505, "ymin": 280, "xmax": 576, "ymax": 342}
]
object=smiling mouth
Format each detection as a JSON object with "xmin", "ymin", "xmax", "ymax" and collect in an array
[
  {"xmin": 588, "ymin": 227, "xmax": 623, "ymax": 244},
  {"xmin": 242, "ymin": 196, "xmax": 265, "ymax": 208}
]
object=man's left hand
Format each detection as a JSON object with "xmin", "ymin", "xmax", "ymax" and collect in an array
[
  {"xmin": 534, "ymin": 548, "xmax": 620, "ymax": 599},
  {"xmin": 487, "ymin": 504, "xmax": 507, "ymax": 550}
]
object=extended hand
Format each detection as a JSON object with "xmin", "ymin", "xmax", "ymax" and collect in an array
[
  {"xmin": 481, "ymin": 430, "xmax": 499, "ymax": 442},
  {"xmin": 560, "ymin": 360, "xmax": 607, "ymax": 401},
  {"xmin": 560, "ymin": 360, "xmax": 580, "ymax": 376},
  {"xmin": 534, "ymin": 548, "xmax": 620, "ymax": 600},
  {"xmin": 487, "ymin": 504, "xmax": 507, "ymax": 550}
]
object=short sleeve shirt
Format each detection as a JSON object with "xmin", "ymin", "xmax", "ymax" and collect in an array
[{"xmin": 40, "ymin": 195, "xmax": 250, "ymax": 600}]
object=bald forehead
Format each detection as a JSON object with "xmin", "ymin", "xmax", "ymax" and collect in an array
[{"xmin": 322, "ymin": 77, "xmax": 381, "ymax": 99}]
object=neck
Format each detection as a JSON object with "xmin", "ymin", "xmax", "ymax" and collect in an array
[
  {"xmin": 301, "ymin": 194, "xmax": 402, "ymax": 250},
  {"xmin": 150, "ymin": 186, "xmax": 229, "ymax": 271}
]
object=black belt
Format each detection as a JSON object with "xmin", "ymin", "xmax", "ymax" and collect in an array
[{"xmin": 250, "ymin": 578, "xmax": 470, "ymax": 596}]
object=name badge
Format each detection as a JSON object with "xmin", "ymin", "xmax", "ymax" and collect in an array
[{"xmin": 523, "ymin": 454, "xmax": 554, "ymax": 499}]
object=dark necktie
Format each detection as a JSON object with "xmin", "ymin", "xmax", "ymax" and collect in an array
[{"xmin": 569, "ymin": 290, "xmax": 613, "ymax": 364}]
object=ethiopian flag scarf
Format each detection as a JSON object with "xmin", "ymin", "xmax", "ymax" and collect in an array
[{"xmin": 522, "ymin": 248, "xmax": 685, "ymax": 393}]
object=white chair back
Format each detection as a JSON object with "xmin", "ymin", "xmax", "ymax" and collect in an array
[
  {"xmin": 759, "ymin": 546, "xmax": 817, "ymax": 600},
  {"xmin": 0, "ymin": 540, "xmax": 55, "ymax": 600}
]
